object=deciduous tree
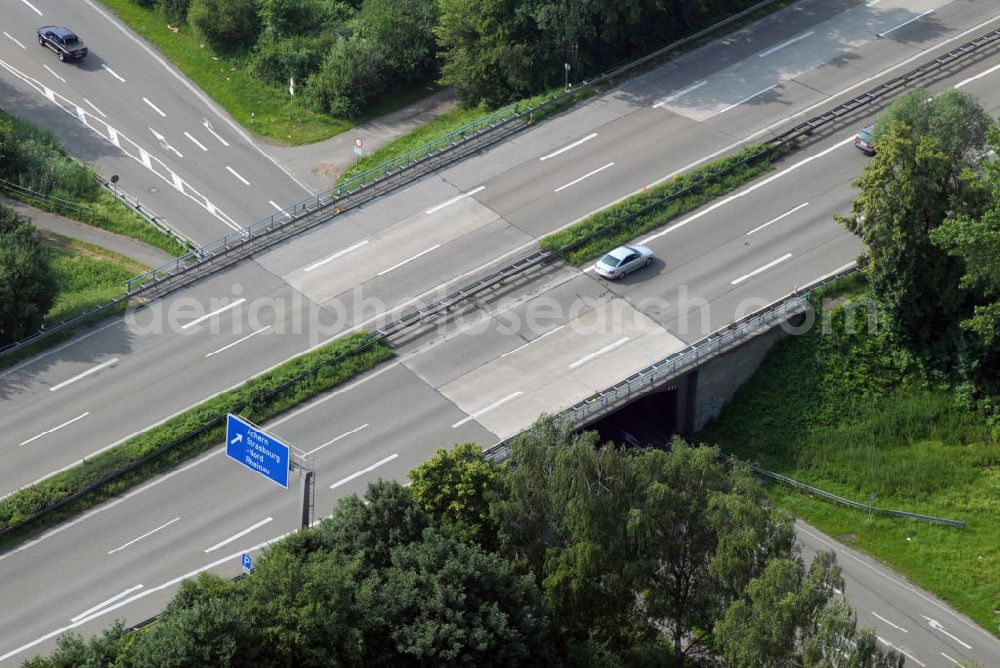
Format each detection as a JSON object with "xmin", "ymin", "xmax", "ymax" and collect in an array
[{"xmin": 0, "ymin": 206, "xmax": 57, "ymax": 347}]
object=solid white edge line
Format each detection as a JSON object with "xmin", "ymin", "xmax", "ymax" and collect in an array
[
  {"xmin": 796, "ymin": 523, "xmax": 1000, "ymax": 646},
  {"xmin": 108, "ymin": 517, "xmax": 180, "ymax": 554},
  {"xmin": 747, "ymin": 202, "xmax": 810, "ymax": 235},
  {"xmin": 501, "ymin": 325, "xmax": 565, "ymax": 357},
  {"xmin": 142, "ymin": 97, "xmax": 166, "ymax": 117},
  {"xmin": 554, "ymin": 162, "xmax": 615, "ymax": 192},
  {"xmin": 757, "ymin": 30, "xmax": 814, "ymax": 58},
  {"xmin": 730, "ymin": 253, "xmax": 793, "ymax": 285},
  {"xmin": 719, "ymin": 83, "xmax": 779, "ymax": 114},
  {"xmin": 878, "ymin": 10, "xmax": 934, "ymax": 38},
  {"xmin": 5, "ymin": 15, "xmax": 1000, "ymax": 655},
  {"xmin": 330, "ymin": 453, "xmax": 399, "ymax": 489},
  {"xmin": 452, "ymin": 391, "xmax": 524, "ymax": 428},
  {"xmin": 19, "ymin": 412, "xmax": 90, "ymax": 447},
  {"xmin": 70, "ymin": 584, "xmax": 144, "ymax": 623},
  {"xmin": 205, "ymin": 326, "xmax": 271, "ymax": 358},
  {"xmin": 183, "ymin": 131, "xmax": 208, "ymax": 151},
  {"xmin": 871, "ymin": 611, "xmax": 908, "ymax": 633},
  {"xmin": 203, "ymin": 517, "xmax": 273, "ymax": 553},
  {"xmin": 539, "ymin": 133, "xmax": 598, "ymax": 161},
  {"xmin": 304, "ymin": 240, "xmax": 370, "ymax": 272},
  {"xmin": 9, "ymin": 3, "xmax": 997, "ymax": 513},
  {"xmin": 226, "ymin": 165, "xmax": 250, "ymax": 185},
  {"xmin": 180, "ymin": 298, "xmax": 246, "ymax": 330},
  {"xmin": 303, "ymin": 423, "xmax": 369, "ymax": 457},
  {"xmin": 568, "ymin": 337, "xmax": 630, "ymax": 370},
  {"xmin": 425, "ymin": 185, "xmax": 486, "ymax": 214},
  {"xmin": 49, "ymin": 358, "xmax": 119, "ymax": 392},
  {"xmin": 955, "ymin": 61, "xmax": 1000, "ymax": 88},
  {"xmin": 377, "ymin": 244, "xmax": 441, "ymax": 276}
]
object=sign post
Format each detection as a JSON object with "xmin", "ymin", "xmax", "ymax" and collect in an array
[
  {"xmin": 226, "ymin": 414, "xmax": 315, "ymax": 527},
  {"xmin": 241, "ymin": 552, "xmax": 253, "ymax": 573},
  {"xmin": 226, "ymin": 414, "xmax": 290, "ymax": 488}
]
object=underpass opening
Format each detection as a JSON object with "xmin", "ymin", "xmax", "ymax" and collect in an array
[{"xmin": 585, "ymin": 386, "xmax": 679, "ymax": 449}]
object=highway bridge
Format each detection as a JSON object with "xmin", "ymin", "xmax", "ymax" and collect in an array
[{"xmin": 2, "ymin": 0, "xmax": 1000, "ymax": 664}]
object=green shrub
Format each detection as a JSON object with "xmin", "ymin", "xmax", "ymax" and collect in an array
[
  {"xmin": 540, "ymin": 145, "xmax": 775, "ymax": 264},
  {"xmin": 188, "ymin": 0, "xmax": 261, "ymax": 54},
  {"xmin": 0, "ymin": 333, "xmax": 394, "ymax": 539}
]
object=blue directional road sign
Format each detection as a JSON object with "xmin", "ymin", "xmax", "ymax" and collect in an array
[
  {"xmin": 226, "ymin": 414, "xmax": 290, "ymax": 488},
  {"xmin": 242, "ymin": 552, "xmax": 253, "ymax": 572}
]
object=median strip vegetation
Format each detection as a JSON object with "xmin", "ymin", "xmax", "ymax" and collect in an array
[
  {"xmin": 541, "ymin": 145, "xmax": 776, "ymax": 264},
  {"xmin": 0, "ymin": 333, "xmax": 394, "ymax": 545}
]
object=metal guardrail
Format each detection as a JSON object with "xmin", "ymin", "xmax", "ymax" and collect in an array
[
  {"xmin": 94, "ymin": 175, "xmax": 196, "ymax": 252},
  {"xmin": 123, "ymin": 110, "xmax": 528, "ymax": 297},
  {"xmin": 480, "ymin": 265, "xmax": 965, "ymax": 527},
  {"xmin": 119, "ymin": 21, "xmax": 1000, "ymax": 299},
  {"xmin": 119, "ymin": 0, "xmax": 789, "ymax": 300},
  {"xmin": 479, "ymin": 268, "xmax": 854, "ymax": 465},
  {"xmin": 745, "ymin": 464, "xmax": 965, "ymax": 527},
  {"xmin": 0, "ymin": 177, "xmax": 94, "ymax": 217},
  {"xmin": 0, "ymin": 335, "xmax": 383, "ymax": 540},
  {"xmin": 5, "ymin": 16, "xmax": 998, "ymax": 358},
  {"xmin": 770, "ymin": 27, "xmax": 1000, "ymax": 147}
]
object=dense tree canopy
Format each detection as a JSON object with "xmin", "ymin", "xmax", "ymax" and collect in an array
[
  {"xmin": 0, "ymin": 205, "xmax": 57, "ymax": 346},
  {"xmin": 842, "ymin": 87, "xmax": 1000, "ymax": 418},
  {"xmin": 839, "ymin": 89, "xmax": 992, "ymax": 349},
  {"xmin": 131, "ymin": 0, "xmax": 770, "ymax": 116},
  {"xmin": 931, "ymin": 125, "xmax": 1000, "ymax": 415},
  {"xmin": 29, "ymin": 423, "xmax": 901, "ymax": 666}
]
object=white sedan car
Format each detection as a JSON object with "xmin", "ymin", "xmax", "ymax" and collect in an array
[{"xmin": 593, "ymin": 244, "xmax": 655, "ymax": 279}]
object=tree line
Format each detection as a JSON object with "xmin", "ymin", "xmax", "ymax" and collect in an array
[
  {"xmin": 839, "ymin": 88, "xmax": 1000, "ymax": 421},
  {"xmin": 28, "ymin": 422, "xmax": 902, "ymax": 667},
  {"xmin": 129, "ymin": 0, "xmax": 766, "ymax": 116},
  {"xmin": 0, "ymin": 205, "xmax": 56, "ymax": 348}
]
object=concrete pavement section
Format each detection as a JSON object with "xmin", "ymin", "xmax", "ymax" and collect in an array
[{"xmin": 0, "ymin": 195, "xmax": 173, "ymax": 268}]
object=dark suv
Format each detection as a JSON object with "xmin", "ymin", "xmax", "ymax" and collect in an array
[{"xmin": 37, "ymin": 26, "xmax": 88, "ymax": 62}]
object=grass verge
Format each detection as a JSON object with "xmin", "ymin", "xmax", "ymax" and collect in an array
[
  {"xmin": 0, "ymin": 333, "xmax": 394, "ymax": 546},
  {"xmin": 699, "ymin": 287, "xmax": 1000, "ymax": 633},
  {"xmin": 97, "ymin": 0, "xmax": 345, "ymax": 145},
  {"xmin": 540, "ymin": 145, "xmax": 775, "ymax": 263},
  {"xmin": 1, "ymin": 108, "xmax": 187, "ymax": 257},
  {"xmin": 88, "ymin": 190, "xmax": 188, "ymax": 257},
  {"xmin": 42, "ymin": 233, "xmax": 146, "ymax": 325}
]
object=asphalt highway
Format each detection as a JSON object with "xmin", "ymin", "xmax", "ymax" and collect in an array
[
  {"xmin": 2, "ymin": 0, "xmax": 1000, "ymax": 662},
  {"xmin": 3, "ymin": 0, "xmax": 1000, "ymax": 500},
  {"xmin": 0, "ymin": 0, "xmax": 314, "ymax": 243}
]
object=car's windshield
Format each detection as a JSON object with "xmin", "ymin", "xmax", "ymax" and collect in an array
[
  {"xmin": 64, "ymin": 36, "xmax": 80, "ymax": 45},
  {"xmin": 598, "ymin": 254, "xmax": 620, "ymax": 268}
]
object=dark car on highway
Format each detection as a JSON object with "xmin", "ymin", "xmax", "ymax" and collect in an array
[{"xmin": 37, "ymin": 26, "xmax": 88, "ymax": 62}]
